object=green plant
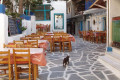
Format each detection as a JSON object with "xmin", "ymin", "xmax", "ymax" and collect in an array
[
  {"xmin": 10, "ymin": 13, "xmax": 21, "ymax": 18},
  {"xmin": 20, "ymin": 26, "xmax": 27, "ymax": 31}
]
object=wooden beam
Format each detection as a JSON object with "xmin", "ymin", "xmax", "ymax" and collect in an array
[
  {"xmin": 94, "ymin": 3, "xmax": 106, "ymax": 9},
  {"xmin": 90, "ymin": 0, "xmax": 99, "ymax": 8}
]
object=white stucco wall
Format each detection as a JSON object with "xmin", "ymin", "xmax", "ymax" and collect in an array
[
  {"xmin": 31, "ymin": 16, "xmax": 36, "ymax": 33},
  {"xmin": 8, "ymin": 16, "xmax": 36, "ymax": 43},
  {"xmin": 86, "ymin": 11, "xmax": 106, "ymax": 31},
  {"xmin": 0, "ymin": 14, "xmax": 8, "ymax": 48},
  {"xmin": 90, "ymin": 12, "xmax": 106, "ymax": 31},
  {"xmin": 107, "ymin": 0, "xmax": 120, "ymax": 53},
  {"xmin": 35, "ymin": 1, "xmax": 67, "ymax": 32}
]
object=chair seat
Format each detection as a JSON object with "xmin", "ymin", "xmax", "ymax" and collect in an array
[
  {"xmin": 0, "ymin": 65, "xmax": 8, "ymax": 70},
  {"xmin": 17, "ymin": 64, "xmax": 29, "ymax": 68}
]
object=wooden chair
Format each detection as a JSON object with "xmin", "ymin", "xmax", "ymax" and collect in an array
[
  {"xmin": 102, "ymin": 31, "xmax": 106, "ymax": 43},
  {"xmin": 27, "ymin": 40, "xmax": 38, "ymax": 48},
  {"xmin": 89, "ymin": 31, "xmax": 95, "ymax": 43},
  {"xmin": 13, "ymin": 49, "xmax": 32, "ymax": 80},
  {"xmin": 82, "ymin": 31, "xmax": 87, "ymax": 41},
  {"xmin": 62, "ymin": 35, "xmax": 72, "ymax": 52},
  {"xmin": 30, "ymin": 37, "xmax": 40, "ymax": 40},
  {"xmin": 3, "ymin": 44, "xmax": 17, "ymax": 48},
  {"xmin": 78, "ymin": 30, "xmax": 83, "ymax": 38},
  {"xmin": 20, "ymin": 37, "xmax": 29, "ymax": 40},
  {"xmin": 0, "ymin": 50, "xmax": 12, "ymax": 80},
  {"xmin": 95, "ymin": 32, "xmax": 101, "ymax": 43},
  {"xmin": 53, "ymin": 36, "xmax": 62, "ymax": 52},
  {"xmin": 43, "ymin": 36, "xmax": 53, "ymax": 52},
  {"xmin": 18, "ymin": 44, "xmax": 32, "ymax": 48},
  {"xmin": 48, "ymin": 24, "xmax": 51, "ymax": 32},
  {"xmin": 13, "ymin": 40, "xmax": 24, "ymax": 48},
  {"xmin": 13, "ymin": 40, "xmax": 24, "ymax": 44}
]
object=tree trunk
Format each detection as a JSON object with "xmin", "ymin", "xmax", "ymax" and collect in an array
[{"xmin": 19, "ymin": 0, "xmax": 23, "ymax": 14}]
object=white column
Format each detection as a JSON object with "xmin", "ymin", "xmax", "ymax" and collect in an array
[
  {"xmin": 31, "ymin": 16, "xmax": 36, "ymax": 33},
  {"xmin": 0, "ymin": 14, "xmax": 8, "ymax": 48}
]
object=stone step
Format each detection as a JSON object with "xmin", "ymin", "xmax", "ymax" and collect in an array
[
  {"xmin": 98, "ymin": 54, "xmax": 120, "ymax": 78},
  {"xmin": 108, "ymin": 52, "xmax": 120, "ymax": 61}
]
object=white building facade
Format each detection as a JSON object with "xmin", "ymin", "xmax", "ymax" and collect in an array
[{"xmin": 35, "ymin": 0, "xmax": 67, "ymax": 32}]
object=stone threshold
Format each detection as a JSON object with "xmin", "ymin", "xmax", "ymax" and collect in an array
[{"xmin": 98, "ymin": 52, "xmax": 120, "ymax": 79}]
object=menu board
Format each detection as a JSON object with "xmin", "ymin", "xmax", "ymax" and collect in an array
[{"xmin": 8, "ymin": 18, "xmax": 18, "ymax": 36}]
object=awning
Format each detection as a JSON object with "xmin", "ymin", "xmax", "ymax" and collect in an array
[
  {"xmin": 89, "ymin": 0, "xmax": 106, "ymax": 9},
  {"xmin": 83, "ymin": 8, "xmax": 106, "ymax": 15}
]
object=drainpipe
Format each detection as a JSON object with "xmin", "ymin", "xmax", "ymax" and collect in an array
[
  {"xmin": 107, "ymin": 0, "xmax": 109, "ymax": 47},
  {"xmin": 106, "ymin": 0, "xmax": 112, "ymax": 52}
]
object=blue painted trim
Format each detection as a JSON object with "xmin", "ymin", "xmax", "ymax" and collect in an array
[
  {"xmin": 20, "ymin": 14, "xmax": 31, "ymax": 20},
  {"xmin": 0, "ymin": 4, "xmax": 5, "ymax": 14},
  {"xmin": 107, "ymin": 47, "xmax": 112, "ymax": 52},
  {"xmin": 44, "ymin": 5, "xmax": 46, "ymax": 20},
  {"xmin": 80, "ymin": 21, "xmax": 83, "ymax": 31},
  {"xmin": 54, "ymin": 13, "xmax": 64, "ymax": 30},
  {"xmin": 16, "ymin": 19, "xmax": 22, "ymax": 34},
  {"xmin": 25, "ymin": 5, "xmax": 51, "ymax": 21}
]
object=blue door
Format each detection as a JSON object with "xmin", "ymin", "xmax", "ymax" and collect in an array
[{"xmin": 80, "ymin": 21, "xmax": 83, "ymax": 31}]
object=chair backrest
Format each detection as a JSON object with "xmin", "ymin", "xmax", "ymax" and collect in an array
[
  {"xmin": 53, "ymin": 35, "xmax": 61, "ymax": 42},
  {"xmin": 0, "ymin": 50, "xmax": 11, "ymax": 80},
  {"xmin": 27, "ymin": 40, "xmax": 38, "ymax": 48},
  {"xmin": 62, "ymin": 35, "xmax": 70, "ymax": 42},
  {"xmin": 3, "ymin": 44, "xmax": 17, "ymax": 48},
  {"xmin": 13, "ymin": 49, "xmax": 31, "ymax": 80},
  {"xmin": 43, "ymin": 36, "xmax": 52, "ymax": 42},
  {"xmin": 30, "ymin": 37, "xmax": 40, "ymax": 40},
  {"xmin": 20, "ymin": 37, "xmax": 29, "ymax": 40},
  {"xmin": 13, "ymin": 49, "xmax": 30, "ymax": 64},
  {"xmin": 13, "ymin": 40, "xmax": 24, "ymax": 44}
]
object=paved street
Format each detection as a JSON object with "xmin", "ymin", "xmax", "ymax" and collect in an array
[{"xmin": 38, "ymin": 36, "xmax": 120, "ymax": 80}]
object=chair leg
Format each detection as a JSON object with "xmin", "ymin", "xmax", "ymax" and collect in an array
[
  {"xmin": 11, "ymin": 64, "xmax": 14, "ymax": 80},
  {"xmin": 31, "ymin": 64, "xmax": 34, "ymax": 80},
  {"xmin": 50, "ymin": 42, "xmax": 52, "ymax": 52},
  {"xmin": 70, "ymin": 42, "xmax": 72, "ymax": 51},
  {"xmin": 63, "ymin": 42, "xmax": 65, "ymax": 52},
  {"xmin": 60, "ymin": 42, "xmax": 62, "ymax": 52},
  {"xmin": 37, "ymin": 65, "xmax": 38, "ymax": 78},
  {"xmin": 8, "ymin": 64, "xmax": 11, "ymax": 80},
  {"xmin": 69, "ymin": 43, "xmax": 71, "ymax": 52}
]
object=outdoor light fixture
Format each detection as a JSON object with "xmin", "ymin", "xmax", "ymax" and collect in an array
[{"xmin": 50, "ymin": 5, "xmax": 54, "ymax": 11}]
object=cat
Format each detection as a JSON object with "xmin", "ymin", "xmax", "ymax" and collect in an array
[{"xmin": 63, "ymin": 55, "xmax": 70, "ymax": 67}]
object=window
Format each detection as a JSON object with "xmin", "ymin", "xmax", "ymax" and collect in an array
[
  {"xmin": 35, "ymin": 5, "xmax": 51, "ymax": 21},
  {"xmin": 54, "ymin": 13, "xmax": 64, "ymax": 29}
]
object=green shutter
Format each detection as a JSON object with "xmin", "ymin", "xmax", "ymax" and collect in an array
[{"xmin": 112, "ymin": 20, "xmax": 120, "ymax": 42}]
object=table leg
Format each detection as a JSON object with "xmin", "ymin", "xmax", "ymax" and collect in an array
[
  {"xmin": 36, "ymin": 64, "xmax": 38, "ymax": 78},
  {"xmin": 50, "ymin": 42, "xmax": 52, "ymax": 52},
  {"xmin": 34, "ymin": 64, "xmax": 37, "ymax": 80}
]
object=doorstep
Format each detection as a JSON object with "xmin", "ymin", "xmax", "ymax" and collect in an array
[{"xmin": 98, "ymin": 52, "xmax": 120, "ymax": 79}]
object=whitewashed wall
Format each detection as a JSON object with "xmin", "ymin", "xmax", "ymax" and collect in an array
[
  {"xmin": 8, "ymin": 16, "xmax": 36, "ymax": 43},
  {"xmin": 35, "ymin": 1, "xmax": 67, "ymax": 32},
  {"xmin": 0, "ymin": 14, "xmax": 8, "ymax": 48},
  {"xmin": 31, "ymin": 16, "xmax": 36, "ymax": 33},
  {"xmin": 90, "ymin": 12, "xmax": 106, "ymax": 31},
  {"xmin": 107, "ymin": 0, "xmax": 120, "ymax": 53},
  {"xmin": 85, "ymin": 11, "xmax": 106, "ymax": 31}
]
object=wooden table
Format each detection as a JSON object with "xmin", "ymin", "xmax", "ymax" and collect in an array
[{"xmin": 0, "ymin": 48, "xmax": 46, "ymax": 80}]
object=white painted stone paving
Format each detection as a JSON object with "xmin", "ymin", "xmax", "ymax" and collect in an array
[
  {"xmin": 38, "ymin": 36, "xmax": 120, "ymax": 80},
  {"xmin": 1, "ymin": 36, "xmax": 120, "ymax": 80}
]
